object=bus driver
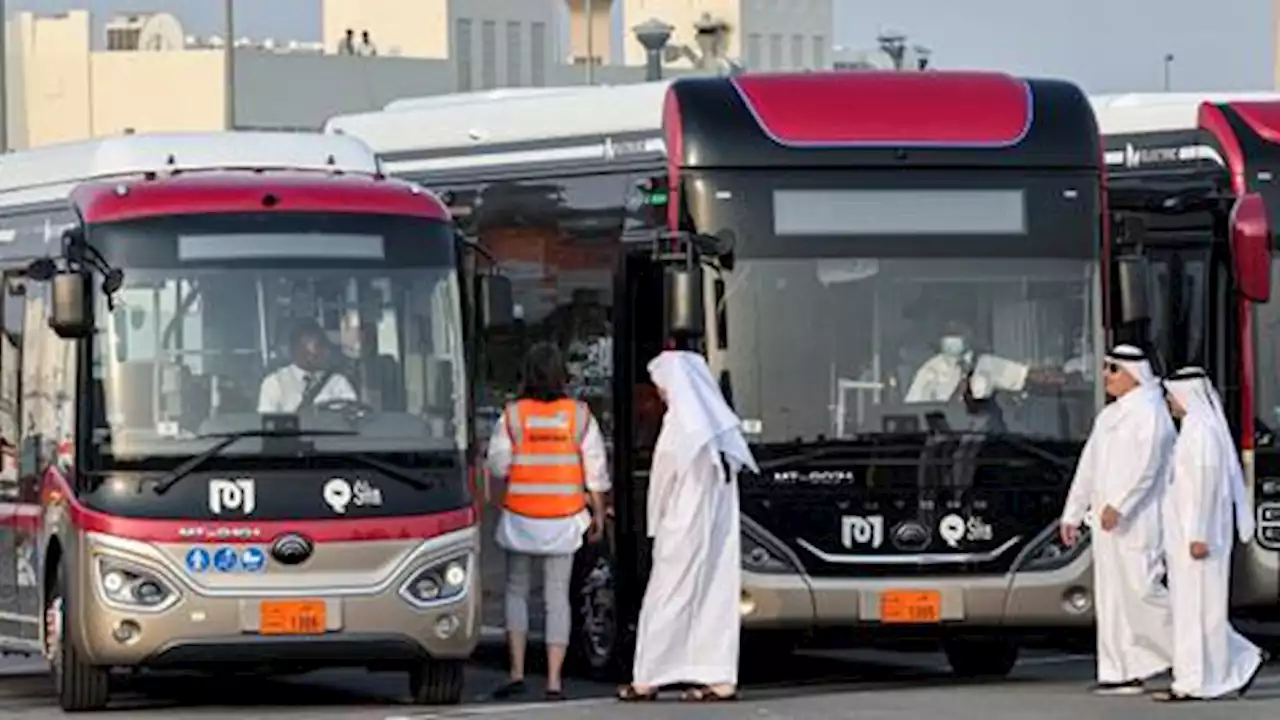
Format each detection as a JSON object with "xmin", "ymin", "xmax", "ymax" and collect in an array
[
  {"xmin": 258, "ymin": 320, "xmax": 359, "ymax": 413},
  {"xmin": 905, "ymin": 321, "xmax": 1062, "ymax": 404}
]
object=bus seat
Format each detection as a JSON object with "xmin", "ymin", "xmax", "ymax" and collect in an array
[{"xmin": 376, "ymin": 354, "xmax": 405, "ymax": 412}]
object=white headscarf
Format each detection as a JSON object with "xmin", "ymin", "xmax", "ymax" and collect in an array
[
  {"xmin": 647, "ymin": 350, "xmax": 759, "ymax": 476},
  {"xmin": 1106, "ymin": 344, "xmax": 1158, "ymax": 386},
  {"xmin": 1164, "ymin": 367, "xmax": 1255, "ymax": 543}
]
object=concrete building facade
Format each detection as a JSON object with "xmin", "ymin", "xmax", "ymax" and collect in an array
[
  {"xmin": 2, "ymin": 2, "xmax": 643, "ymax": 150},
  {"xmin": 612, "ymin": 0, "xmax": 834, "ymax": 72},
  {"xmin": 2, "ymin": 0, "xmax": 836, "ymax": 151}
]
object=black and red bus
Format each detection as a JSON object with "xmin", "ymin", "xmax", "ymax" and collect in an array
[{"xmin": 329, "ymin": 70, "xmax": 1107, "ymax": 678}]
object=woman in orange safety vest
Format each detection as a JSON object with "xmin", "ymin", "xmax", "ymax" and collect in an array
[{"xmin": 486, "ymin": 342, "xmax": 609, "ymax": 702}]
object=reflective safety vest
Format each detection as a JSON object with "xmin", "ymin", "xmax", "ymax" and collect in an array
[{"xmin": 503, "ymin": 398, "xmax": 588, "ymax": 519}]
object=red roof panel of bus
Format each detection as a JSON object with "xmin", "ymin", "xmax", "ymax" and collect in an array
[
  {"xmin": 730, "ymin": 72, "xmax": 1032, "ymax": 147},
  {"xmin": 1228, "ymin": 101, "xmax": 1280, "ymax": 146},
  {"xmin": 72, "ymin": 172, "xmax": 451, "ymax": 224}
]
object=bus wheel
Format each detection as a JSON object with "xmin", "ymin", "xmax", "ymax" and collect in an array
[
  {"xmin": 408, "ymin": 659, "xmax": 464, "ymax": 705},
  {"xmin": 942, "ymin": 636, "xmax": 1020, "ymax": 678},
  {"xmin": 48, "ymin": 562, "xmax": 111, "ymax": 711},
  {"xmin": 568, "ymin": 543, "xmax": 617, "ymax": 679}
]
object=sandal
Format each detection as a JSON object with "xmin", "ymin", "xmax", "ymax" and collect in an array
[
  {"xmin": 491, "ymin": 679, "xmax": 526, "ymax": 700},
  {"xmin": 545, "ymin": 689, "xmax": 566, "ymax": 702},
  {"xmin": 679, "ymin": 686, "xmax": 739, "ymax": 702},
  {"xmin": 617, "ymin": 684, "xmax": 658, "ymax": 702}
]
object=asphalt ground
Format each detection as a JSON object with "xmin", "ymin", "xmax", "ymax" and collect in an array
[{"xmin": 3, "ymin": 642, "xmax": 1279, "ymax": 719}]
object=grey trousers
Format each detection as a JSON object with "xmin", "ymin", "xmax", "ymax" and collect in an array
[
  {"xmin": 504, "ymin": 551, "xmax": 575, "ymax": 646},
  {"xmin": 504, "ymin": 548, "xmax": 576, "ymax": 645}
]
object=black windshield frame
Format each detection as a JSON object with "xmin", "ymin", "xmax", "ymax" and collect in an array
[
  {"xmin": 684, "ymin": 168, "xmax": 1104, "ymax": 444},
  {"xmin": 79, "ymin": 212, "xmax": 467, "ymax": 470}
]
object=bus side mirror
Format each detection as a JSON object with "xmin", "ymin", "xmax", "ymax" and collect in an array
[
  {"xmin": 49, "ymin": 272, "xmax": 91, "ymax": 339},
  {"xmin": 664, "ymin": 266, "xmax": 705, "ymax": 338},
  {"xmin": 1230, "ymin": 193, "xmax": 1272, "ymax": 303},
  {"xmin": 478, "ymin": 274, "xmax": 513, "ymax": 328},
  {"xmin": 1115, "ymin": 255, "xmax": 1151, "ymax": 324}
]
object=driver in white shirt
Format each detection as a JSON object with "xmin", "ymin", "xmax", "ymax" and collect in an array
[
  {"xmin": 257, "ymin": 320, "xmax": 358, "ymax": 413},
  {"xmin": 904, "ymin": 321, "xmax": 1033, "ymax": 403}
]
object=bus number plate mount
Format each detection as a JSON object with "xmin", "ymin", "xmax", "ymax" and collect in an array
[
  {"xmin": 259, "ymin": 599, "xmax": 327, "ymax": 635},
  {"xmin": 879, "ymin": 590, "xmax": 942, "ymax": 623}
]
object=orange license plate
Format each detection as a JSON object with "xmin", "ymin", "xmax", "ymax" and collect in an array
[
  {"xmin": 259, "ymin": 600, "xmax": 327, "ymax": 635},
  {"xmin": 880, "ymin": 590, "xmax": 942, "ymax": 624}
]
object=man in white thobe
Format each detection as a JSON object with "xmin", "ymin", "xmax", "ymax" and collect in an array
[
  {"xmin": 1060, "ymin": 344, "xmax": 1175, "ymax": 695},
  {"xmin": 618, "ymin": 350, "xmax": 757, "ymax": 703},
  {"xmin": 1153, "ymin": 367, "xmax": 1268, "ymax": 702}
]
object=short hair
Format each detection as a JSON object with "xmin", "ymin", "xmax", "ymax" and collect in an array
[
  {"xmin": 289, "ymin": 319, "xmax": 327, "ymax": 349},
  {"xmin": 520, "ymin": 342, "xmax": 567, "ymax": 402}
]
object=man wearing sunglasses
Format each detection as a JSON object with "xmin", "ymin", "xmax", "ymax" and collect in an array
[{"xmin": 1060, "ymin": 345, "xmax": 1176, "ymax": 695}]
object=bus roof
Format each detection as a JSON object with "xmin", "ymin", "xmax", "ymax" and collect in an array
[
  {"xmin": 381, "ymin": 86, "xmax": 601, "ymax": 112},
  {"xmin": 328, "ymin": 73, "xmax": 1098, "ymax": 177},
  {"xmin": 0, "ymin": 132, "xmax": 382, "ymax": 208},
  {"xmin": 325, "ymin": 81, "xmax": 673, "ymax": 175},
  {"xmin": 71, "ymin": 172, "xmax": 449, "ymax": 225},
  {"xmin": 1090, "ymin": 91, "xmax": 1280, "ymax": 135}
]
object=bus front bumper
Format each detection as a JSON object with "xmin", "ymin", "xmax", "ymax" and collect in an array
[
  {"xmin": 74, "ymin": 530, "xmax": 480, "ymax": 669},
  {"xmin": 740, "ymin": 545, "xmax": 1095, "ymax": 632}
]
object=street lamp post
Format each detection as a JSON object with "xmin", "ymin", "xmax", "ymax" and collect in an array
[
  {"xmin": 1, "ymin": 0, "xmax": 8, "ymax": 152},
  {"xmin": 224, "ymin": 0, "xmax": 236, "ymax": 130},
  {"xmin": 633, "ymin": 19, "xmax": 674, "ymax": 82},
  {"xmin": 1163, "ymin": 53, "xmax": 1174, "ymax": 91},
  {"xmin": 584, "ymin": 0, "xmax": 595, "ymax": 85}
]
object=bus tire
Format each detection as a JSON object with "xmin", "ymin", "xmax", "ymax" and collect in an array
[
  {"xmin": 49, "ymin": 561, "xmax": 111, "ymax": 712},
  {"xmin": 408, "ymin": 659, "xmax": 464, "ymax": 705},
  {"xmin": 943, "ymin": 636, "xmax": 1019, "ymax": 678},
  {"xmin": 567, "ymin": 541, "xmax": 619, "ymax": 680},
  {"xmin": 741, "ymin": 633, "xmax": 799, "ymax": 666}
]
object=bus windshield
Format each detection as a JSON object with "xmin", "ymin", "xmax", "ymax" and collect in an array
[
  {"xmin": 716, "ymin": 257, "xmax": 1100, "ymax": 444},
  {"xmin": 88, "ymin": 213, "xmax": 465, "ymax": 460}
]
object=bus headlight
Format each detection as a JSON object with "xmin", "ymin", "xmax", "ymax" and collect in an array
[
  {"xmin": 94, "ymin": 557, "xmax": 178, "ymax": 612},
  {"xmin": 1014, "ymin": 522, "xmax": 1090, "ymax": 573},
  {"xmin": 742, "ymin": 529, "xmax": 800, "ymax": 575},
  {"xmin": 399, "ymin": 554, "xmax": 471, "ymax": 608}
]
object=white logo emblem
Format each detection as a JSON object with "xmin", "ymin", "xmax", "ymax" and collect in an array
[
  {"xmin": 939, "ymin": 514, "xmax": 966, "ymax": 548},
  {"xmin": 840, "ymin": 514, "xmax": 885, "ymax": 549},
  {"xmin": 208, "ymin": 478, "xmax": 255, "ymax": 515},
  {"xmin": 966, "ymin": 515, "xmax": 993, "ymax": 542},
  {"xmin": 323, "ymin": 478, "xmax": 383, "ymax": 514}
]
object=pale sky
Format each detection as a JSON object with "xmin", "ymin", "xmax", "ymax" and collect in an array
[{"xmin": 12, "ymin": 0, "xmax": 1277, "ymax": 93}]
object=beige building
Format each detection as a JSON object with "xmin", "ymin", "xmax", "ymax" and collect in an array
[
  {"xmin": 2, "ymin": 0, "xmax": 682, "ymax": 151},
  {"xmin": 609, "ymin": 0, "xmax": 834, "ymax": 72}
]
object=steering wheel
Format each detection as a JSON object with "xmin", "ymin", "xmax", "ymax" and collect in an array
[{"xmin": 314, "ymin": 399, "xmax": 376, "ymax": 417}]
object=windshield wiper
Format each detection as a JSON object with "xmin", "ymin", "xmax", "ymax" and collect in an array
[
  {"xmin": 151, "ymin": 429, "xmax": 356, "ymax": 495},
  {"xmin": 343, "ymin": 452, "xmax": 435, "ymax": 491}
]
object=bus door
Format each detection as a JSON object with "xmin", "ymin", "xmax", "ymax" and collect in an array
[
  {"xmin": 1109, "ymin": 203, "xmax": 1216, "ymax": 376},
  {"xmin": 611, "ymin": 248, "xmax": 665, "ymax": 623}
]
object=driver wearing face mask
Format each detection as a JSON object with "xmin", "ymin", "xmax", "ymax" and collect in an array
[{"xmin": 904, "ymin": 322, "xmax": 1031, "ymax": 404}]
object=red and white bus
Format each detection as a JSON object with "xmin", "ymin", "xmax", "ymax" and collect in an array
[
  {"xmin": 0, "ymin": 132, "xmax": 511, "ymax": 710},
  {"xmin": 1094, "ymin": 93, "xmax": 1280, "ymax": 619}
]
